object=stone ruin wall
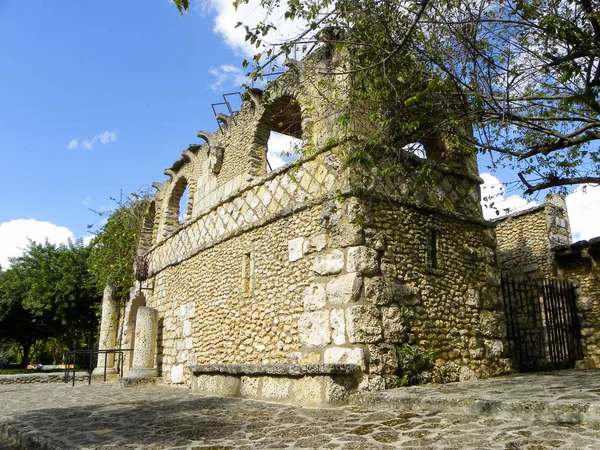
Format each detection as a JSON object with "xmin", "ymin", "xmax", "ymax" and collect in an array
[
  {"xmin": 119, "ymin": 46, "xmax": 511, "ymax": 389},
  {"xmin": 495, "ymin": 197, "xmax": 571, "ymax": 280},
  {"xmin": 494, "ymin": 197, "xmax": 600, "ymax": 368},
  {"xmin": 368, "ymin": 202, "xmax": 509, "ymax": 382},
  {"xmin": 555, "ymin": 245, "xmax": 600, "ymax": 368}
]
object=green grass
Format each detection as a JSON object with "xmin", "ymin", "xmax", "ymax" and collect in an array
[{"xmin": 0, "ymin": 369, "xmax": 28, "ymax": 375}]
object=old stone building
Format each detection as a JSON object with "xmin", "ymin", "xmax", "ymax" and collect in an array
[
  {"xmin": 495, "ymin": 197, "xmax": 600, "ymax": 369},
  {"xmin": 96, "ymin": 44, "xmax": 513, "ymax": 404}
]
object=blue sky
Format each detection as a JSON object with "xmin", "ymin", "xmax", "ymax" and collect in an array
[{"xmin": 0, "ymin": 1, "xmax": 598, "ymax": 267}]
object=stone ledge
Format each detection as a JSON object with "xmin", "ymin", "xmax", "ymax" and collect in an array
[
  {"xmin": 0, "ymin": 372, "xmax": 89, "ymax": 385},
  {"xmin": 120, "ymin": 376, "xmax": 161, "ymax": 387},
  {"xmin": 189, "ymin": 363, "xmax": 360, "ymax": 377}
]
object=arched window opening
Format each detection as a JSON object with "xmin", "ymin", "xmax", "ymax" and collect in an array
[
  {"xmin": 139, "ymin": 202, "xmax": 156, "ymax": 252},
  {"xmin": 267, "ymin": 131, "xmax": 302, "ymax": 170},
  {"xmin": 261, "ymin": 96, "xmax": 304, "ymax": 172},
  {"xmin": 421, "ymin": 134, "xmax": 449, "ymax": 164},
  {"xmin": 402, "ymin": 142, "xmax": 426, "ymax": 159},
  {"xmin": 164, "ymin": 177, "xmax": 190, "ymax": 235},
  {"xmin": 178, "ymin": 186, "xmax": 189, "ymax": 224}
]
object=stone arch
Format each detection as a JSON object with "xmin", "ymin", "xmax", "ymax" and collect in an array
[
  {"xmin": 123, "ymin": 292, "xmax": 146, "ymax": 375},
  {"xmin": 163, "ymin": 176, "xmax": 190, "ymax": 236},
  {"xmin": 139, "ymin": 201, "xmax": 156, "ymax": 253},
  {"xmin": 251, "ymin": 95, "xmax": 304, "ymax": 176}
]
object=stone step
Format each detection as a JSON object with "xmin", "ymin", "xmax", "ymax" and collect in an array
[{"xmin": 352, "ymin": 370, "xmax": 600, "ymax": 424}]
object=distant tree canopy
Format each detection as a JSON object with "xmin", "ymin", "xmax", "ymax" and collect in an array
[
  {"xmin": 176, "ymin": 0, "xmax": 600, "ymax": 195},
  {"xmin": 0, "ymin": 240, "xmax": 100, "ymax": 367},
  {"xmin": 0, "ymin": 191, "xmax": 153, "ymax": 367}
]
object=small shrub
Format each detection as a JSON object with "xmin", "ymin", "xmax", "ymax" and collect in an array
[{"xmin": 396, "ymin": 343, "xmax": 435, "ymax": 386}]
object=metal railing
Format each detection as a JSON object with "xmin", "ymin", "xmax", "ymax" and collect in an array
[{"xmin": 63, "ymin": 349, "xmax": 133, "ymax": 386}]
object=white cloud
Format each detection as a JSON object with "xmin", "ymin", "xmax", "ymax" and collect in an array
[
  {"xmin": 83, "ymin": 235, "xmax": 95, "ymax": 246},
  {"xmin": 267, "ymin": 132, "xmax": 302, "ymax": 170},
  {"xmin": 0, "ymin": 219, "xmax": 75, "ymax": 269},
  {"xmin": 480, "ymin": 173, "xmax": 538, "ymax": 220},
  {"xmin": 66, "ymin": 130, "xmax": 118, "ymax": 150},
  {"xmin": 206, "ymin": 0, "xmax": 309, "ymax": 57},
  {"xmin": 209, "ymin": 64, "xmax": 247, "ymax": 92},
  {"xmin": 481, "ymin": 174, "xmax": 600, "ymax": 243},
  {"xmin": 566, "ymin": 184, "xmax": 600, "ymax": 242},
  {"xmin": 98, "ymin": 131, "xmax": 117, "ymax": 144}
]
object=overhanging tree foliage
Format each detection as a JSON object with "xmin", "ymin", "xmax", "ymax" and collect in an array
[{"xmin": 177, "ymin": 0, "xmax": 600, "ymax": 195}]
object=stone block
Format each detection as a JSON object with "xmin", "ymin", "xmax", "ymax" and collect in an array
[
  {"xmin": 459, "ymin": 366, "xmax": 477, "ymax": 381},
  {"xmin": 303, "ymin": 284, "xmax": 327, "ymax": 311},
  {"xmin": 288, "ymin": 237, "xmax": 305, "ymax": 262},
  {"xmin": 479, "ymin": 311, "xmax": 505, "ymax": 338},
  {"xmin": 367, "ymin": 343, "xmax": 398, "ymax": 375},
  {"xmin": 324, "ymin": 376, "xmax": 354, "ymax": 403},
  {"xmin": 324, "ymin": 347, "xmax": 365, "ymax": 371},
  {"xmin": 391, "ymin": 282, "xmax": 420, "ymax": 306},
  {"xmin": 290, "ymin": 376, "xmax": 323, "ymax": 405},
  {"xmin": 364, "ymin": 277, "xmax": 392, "ymax": 305},
  {"xmin": 346, "ymin": 246, "xmax": 379, "ymax": 274},
  {"xmin": 240, "ymin": 376, "xmax": 259, "ymax": 397},
  {"xmin": 306, "ymin": 233, "xmax": 327, "ymax": 254},
  {"xmin": 346, "ymin": 305, "xmax": 382, "ymax": 343},
  {"xmin": 177, "ymin": 350, "xmax": 188, "ymax": 363},
  {"xmin": 313, "ymin": 250, "xmax": 344, "ymax": 276},
  {"xmin": 185, "ymin": 302, "xmax": 196, "ymax": 319},
  {"xmin": 465, "ymin": 289, "xmax": 480, "ymax": 308},
  {"xmin": 481, "ymin": 287, "xmax": 501, "ymax": 310},
  {"xmin": 330, "ymin": 221, "xmax": 365, "ymax": 248},
  {"xmin": 170, "ymin": 364, "xmax": 184, "ymax": 384},
  {"xmin": 193, "ymin": 375, "xmax": 239, "ymax": 396},
  {"xmin": 484, "ymin": 339, "xmax": 504, "ymax": 358},
  {"xmin": 381, "ymin": 306, "xmax": 407, "ymax": 342},
  {"xmin": 298, "ymin": 311, "xmax": 331, "ymax": 347},
  {"xmin": 577, "ymin": 295, "xmax": 593, "ymax": 312},
  {"xmin": 326, "ymin": 273, "xmax": 362, "ymax": 304},
  {"xmin": 262, "ymin": 377, "xmax": 291, "ymax": 399},
  {"xmin": 356, "ymin": 374, "xmax": 386, "ymax": 393},
  {"xmin": 330, "ymin": 309, "xmax": 346, "ymax": 345},
  {"xmin": 183, "ymin": 320, "xmax": 193, "ymax": 337}
]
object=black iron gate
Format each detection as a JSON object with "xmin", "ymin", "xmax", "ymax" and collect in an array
[{"xmin": 501, "ymin": 275, "xmax": 583, "ymax": 372}]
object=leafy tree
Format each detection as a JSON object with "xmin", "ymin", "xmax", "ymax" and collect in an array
[
  {"xmin": 88, "ymin": 191, "xmax": 153, "ymax": 303},
  {"xmin": 0, "ymin": 268, "xmax": 49, "ymax": 367},
  {"xmin": 177, "ymin": 0, "xmax": 600, "ymax": 195},
  {"xmin": 0, "ymin": 240, "xmax": 100, "ymax": 367}
]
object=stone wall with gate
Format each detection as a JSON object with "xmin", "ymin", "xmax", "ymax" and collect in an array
[
  {"xmin": 495, "ymin": 196, "xmax": 600, "ymax": 369},
  {"xmin": 116, "ymin": 44, "xmax": 511, "ymax": 401}
]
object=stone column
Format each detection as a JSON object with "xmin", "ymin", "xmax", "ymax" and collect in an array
[
  {"xmin": 93, "ymin": 285, "xmax": 119, "ymax": 376},
  {"xmin": 128, "ymin": 307, "xmax": 159, "ymax": 378}
]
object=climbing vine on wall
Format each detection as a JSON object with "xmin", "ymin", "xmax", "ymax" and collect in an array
[
  {"xmin": 87, "ymin": 190, "xmax": 153, "ymax": 303},
  {"xmin": 394, "ymin": 306, "xmax": 435, "ymax": 386}
]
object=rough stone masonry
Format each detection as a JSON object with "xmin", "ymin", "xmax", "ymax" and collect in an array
[{"xmin": 103, "ymin": 42, "xmax": 511, "ymax": 404}]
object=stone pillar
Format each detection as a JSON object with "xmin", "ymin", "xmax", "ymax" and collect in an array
[
  {"xmin": 545, "ymin": 194, "xmax": 572, "ymax": 247},
  {"xmin": 93, "ymin": 285, "xmax": 119, "ymax": 376},
  {"xmin": 128, "ymin": 307, "xmax": 159, "ymax": 378}
]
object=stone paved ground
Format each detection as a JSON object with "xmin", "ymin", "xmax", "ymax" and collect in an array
[
  {"xmin": 357, "ymin": 370, "xmax": 600, "ymax": 424},
  {"xmin": 1, "ymin": 377, "xmax": 600, "ymax": 449}
]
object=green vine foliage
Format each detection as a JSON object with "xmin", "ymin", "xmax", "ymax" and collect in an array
[
  {"xmin": 87, "ymin": 191, "xmax": 153, "ymax": 303},
  {"xmin": 393, "ymin": 306, "xmax": 435, "ymax": 386}
]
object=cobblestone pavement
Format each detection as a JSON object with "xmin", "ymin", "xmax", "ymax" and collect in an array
[{"xmin": 1, "ymin": 379, "xmax": 600, "ymax": 449}]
